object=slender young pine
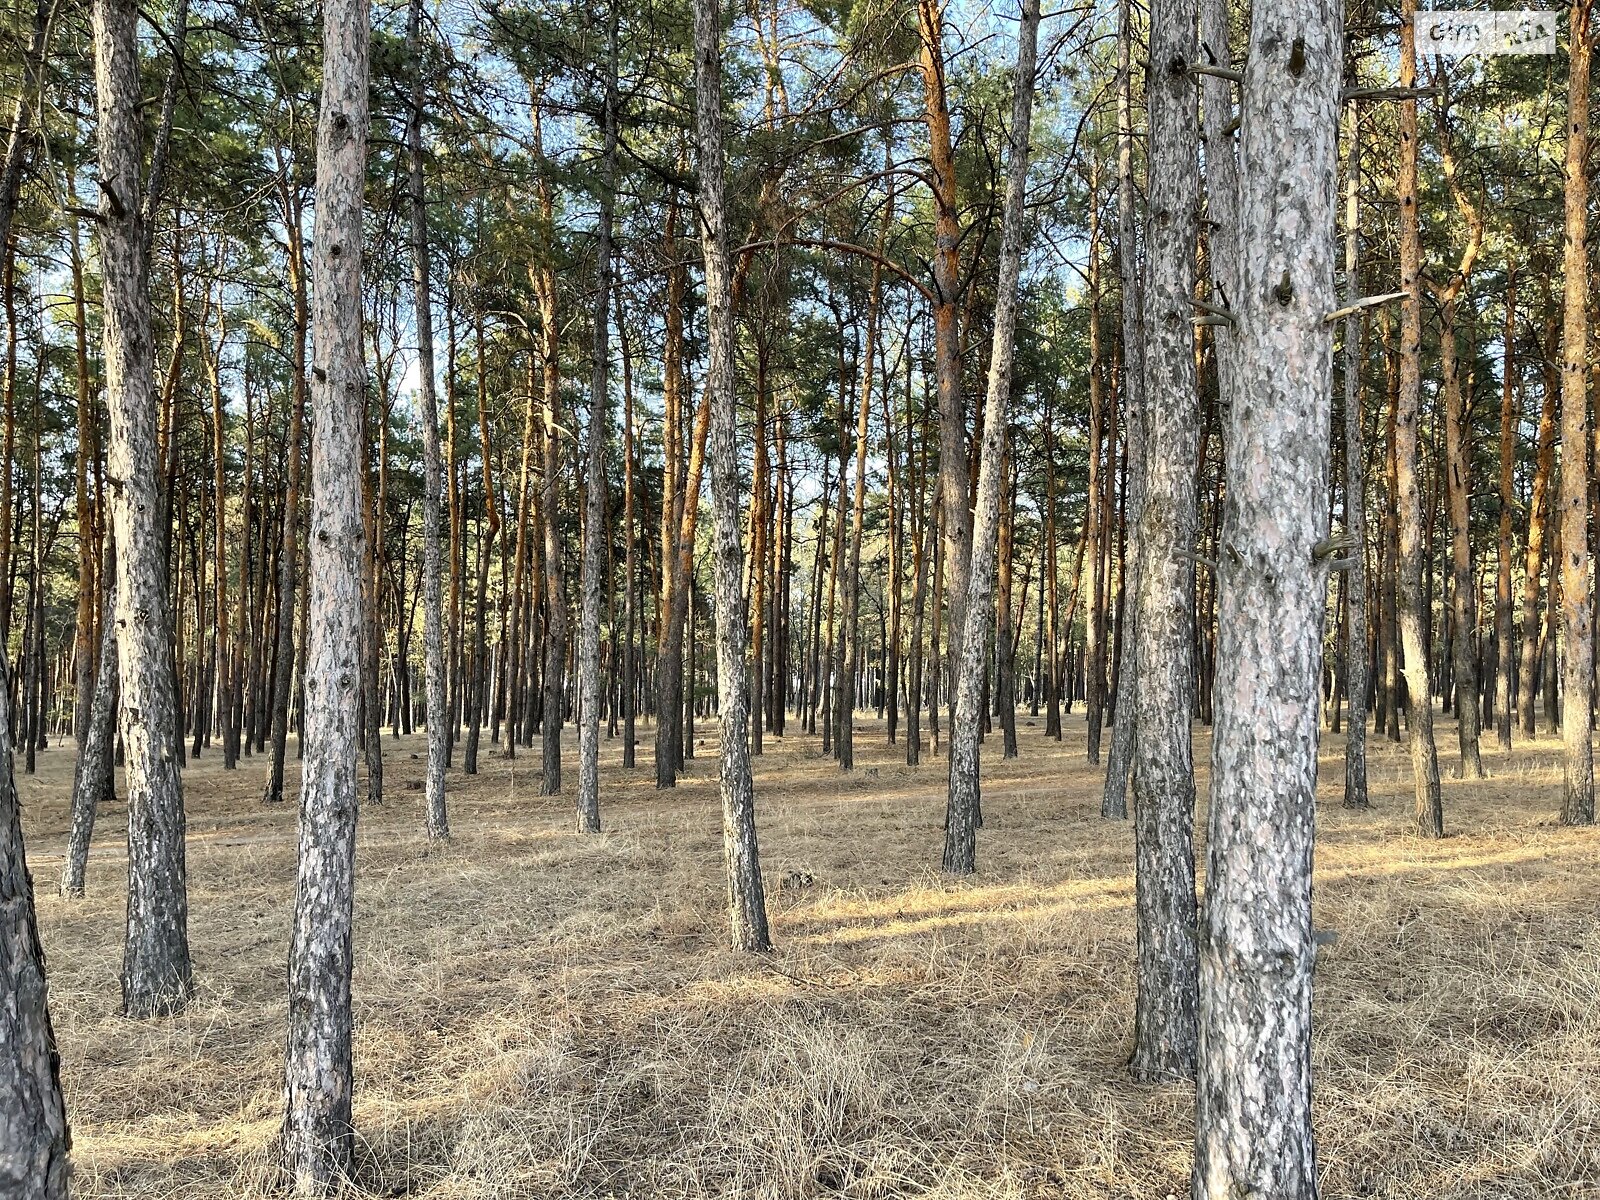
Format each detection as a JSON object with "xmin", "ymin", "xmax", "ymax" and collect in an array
[
  {"xmin": 1101, "ymin": 0, "xmax": 1146, "ymax": 821},
  {"xmin": 1395, "ymin": 0, "xmax": 1444, "ymax": 838},
  {"xmin": 1559, "ymin": 0, "xmax": 1594, "ymax": 825},
  {"xmin": 406, "ymin": 0, "xmax": 448, "ymax": 839},
  {"xmin": 944, "ymin": 0, "xmax": 1040, "ymax": 876},
  {"xmin": 576, "ymin": 8, "xmax": 619, "ymax": 834},
  {"xmin": 692, "ymin": 0, "xmax": 771, "ymax": 952},
  {"xmin": 1341, "ymin": 99, "xmax": 1370, "ymax": 809}
]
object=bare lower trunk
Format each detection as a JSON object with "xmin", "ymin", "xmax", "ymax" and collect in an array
[
  {"xmin": 693, "ymin": 0, "xmax": 770, "ymax": 952},
  {"xmin": 945, "ymin": 0, "xmax": 1038, "ymax": 875},
  {"xmin": 1128, "ymin": 0, "xmax": 1199, "ymax": 1081},
  {"xmin": 1194, "ymin": 0, "xmax": 1339, "ymax": 1189},
  {"xmin": 280, "ymin": 0, "xmax": 368, "ymax": 1184},
  {"xmin": 62, "ymin": 553, "xmax": 117, "ymax": 897},
  {"xmin": 0, "ymin": 650, "xmax": 70, "ymax": 1198},
  {"xmin": 575, "ymin": 18, "xmax": 617, "ymax": 834},
  {"xmin": 1396, "ymin": 0, "xmax": 1443, "ymax": 838},
  {"xmin": 1341, "ymin": 99, "xmax": 1370, "ymax": 809},
  {"xmin": 1101, "ymin": 0, "xmax": 1145, "ymax": 821},
  {"xmin": 406, "ymin": 0, "xmax": 447, "ymax": 839},
  {"xmin": 1560, "ymin": 0, "xmax": 1594, "ymax": 825},
  {"xmin": 1494, "ymin": 270, "xmax": 1517, "ymax": 754},
  {"xmin": 94, "ymin": 0, "xmax": 192, "ymax": 1018}
]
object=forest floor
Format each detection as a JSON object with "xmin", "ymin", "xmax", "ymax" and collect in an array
[{"xmin": 19, "ymin": 707, "xmax": 1600, "ymax": 1199}]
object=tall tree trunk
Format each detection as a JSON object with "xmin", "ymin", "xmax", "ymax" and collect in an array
[
  {"xmin": 692, "ymin": 0, "xmax": 771, "ymax": 951},
  {"xmin": 1128, "ymin": 0, "xmax": 1200, "ymax": 1080},
  {"xmin": 263, "ymin": 198, "xmax": 308, "ymax": 805},
  {"xmin": 407, "ymin": 0, "xmax": 447, "ymax": 837},
  {"xmin": 1560, "ymin": 0, "xmax": 1594, "ymax": 825},
  {"xmin": 619, "ymin": 297, "xmax": 638, "ymax": 768},
  {"xmin": 1341, "ymin": 99, "xmax": 1370, "ymax": 808},
  {"xmin": 1083, "ymin": 162, "xmax": 1107, "ymax": 764},
  {"xmin": 1494, "ymin": 268, "xmax": 1517, "ymax": 753},
  {"xmin": 62, "ymin": 548, "xmax": 116, "ymax": 897},
  {"xmin": 93, "ymin": 0, "xmax": 193, "ymax": 1017},
  {"xmin": 0, "ymin": 649, "xmax": 70, "ymax": 1198},
  {"xmin": 576, "ymin": 15, "xmax": 617, "ymax": 833},
  {"xmin": 533, "ymin": 93, "xmax": 565, "ymax": 797},
  {"xmin": 1396, "ymin": 0, "xmax": 1443, "ymax": 838},
  {"xmin": 944, "ymin": 0, "xmax": 1038, "ymax": 875},
  {"xmin": 1194, "ymin": 0, "xmax": 1339, "ymax": 1188},
  {"xmin": 1102, "ymin": 0, "xmax": 1146, "ymax": 820},
  {"xmin": 281, "ymin": 0, "xmax": 368, "ymax": 1183},
  {"xmin": 917, "ymin": 0, "xmax": 972, "ymax": 662}
]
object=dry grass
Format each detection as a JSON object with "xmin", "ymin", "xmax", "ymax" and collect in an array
[{"xmin": 18, "ymin": 708, "xmax": 1600, "ymax": 1198}]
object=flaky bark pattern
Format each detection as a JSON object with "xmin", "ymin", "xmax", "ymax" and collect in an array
[
  {"xmin": 575, "ymin": 22, "xmax": 617, "ymax": 834},
  {"xmin": 0, "ymin": 652, "xmax": 70, "ymax": 1198},
  {"xmin": 1129, "ymin": 0, "xmax": 1199, "ymax": 1082},
  {"xmin": 1341, "ymin": 103, "xmax": 1369, "ymax": 809},
  {"xmin": 1102, "ymin": 0, "xmax": 1146, "ymax": 821},
  {"xmin": 63, "ymin": 556, "xmax": 117, "ymax": 896},
  {"xmin": 945, "ymin": 0, "xmax": 1039, "ymax": 876},
  {"xmin": 94, "ymin": 0, "xmax": 193, "ymax": 1019},
  {"xmin": 406, "ymin": 0, "xmax": 448, "ymax": 840},
  {"xmin": 1559, "ymin": 0, "xmax": 1594, "ymax": 826},
  {"xmin": 1395, "ymin": 0, "xmax": 1443, "ymax": 838},
  {"xmin": 281, "ymin": 0, "xmax": 368, "ymax": 1185},
  {"xmin": 693, "ymin": 0, "xmax": 771, "ymax": 953},
  {"xmin": 1193, "ymin": 3, "xmax": 1340, "ymax": 1196}
]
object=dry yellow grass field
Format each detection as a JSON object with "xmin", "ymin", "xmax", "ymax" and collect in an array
[{"xmin": 17, "ymin": 710, "xmax": 1600, "ymax": 1199}]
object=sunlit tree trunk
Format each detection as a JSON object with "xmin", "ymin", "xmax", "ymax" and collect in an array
[
  {"xmin": 1396, "ymin": 0, "xmax": 1443, "ymax": 837},
  {"xmin": 280, "ymin": 0, "xmax": 368, "ymax": 1181},
  {"xmin": 944, "ymin": 0, "xmax": 1039, "ymax": 876},
  {"xmin": 1128, "ymin": 0, "xmax": 1199, "ymax": 1080},
  {"xmin": 1102, "ymin": 0, "xmax": 1146, "ymax": 820},
  {"xmin": 576, "ymin": 13, "xmax": 617, "ymax": 832},
  {"xmin": 1194, "ymin": 0, "xmax": 1339, "ymax": 1191},
  {"xmin": 93, "ymin": 0, "xmax": 193, "ymax": 1017},
  {"xmin": 1559, "ymin": 0, "xmax": 1594, "ymax": 825},
  {"xmin": 692, "ymin": 0, "xmax": 771, "ymax": 950},
  {"xmin": 406, "ymin": 0, "xmax": 447, "ymax": 838}
]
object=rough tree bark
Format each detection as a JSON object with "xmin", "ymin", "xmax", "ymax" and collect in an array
[
  {"xmin": 1127, "ymin": 0, "xmax": 1200, "ymax": 1081},
  {"xmin": 575, "ymin": 12, "xmax": 617, "ymax": 833},
  {"xmin": 1102, "ymin": 0, "xmax": 1146, "ymax": 820},
  {"xmin": 1342, "ymin": 99, "xmax": 1370, "ymax": 808},
  {"xmin": 1195, "ymin": 0, "xmax": 1340, "ymax": 1191},
  {"xmin": 1395, "ymin": 0, "xmax": 1444, "ymax": 838},
  {"xmin": 692, "ymin": 0, "xmax": 771, "ymax": 952},
  {"xmin": 944, "ymin": 0, "xmax": 1039, "ymax": 876},
  {"xmin": 1559, "ymin": 0, "xmax": 1594, "ymax": 825},
  {"xmin": 407, "ymin": 0, "xmax": 448, "ymax": 839},
  {"xmin": 93, "ymin": 0, "xmax": 193, "ymax": 1018},
  {"xmin": 280, "ymin": 0, "xmax": 368, "ymax": 1182},
  {"xmin": 0, "ymin": 650, "xmax": 70, "ymax": 1198},
  {"xmin": 62, "ymin": 553, "xmax": 116, "ymax": 897}
]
